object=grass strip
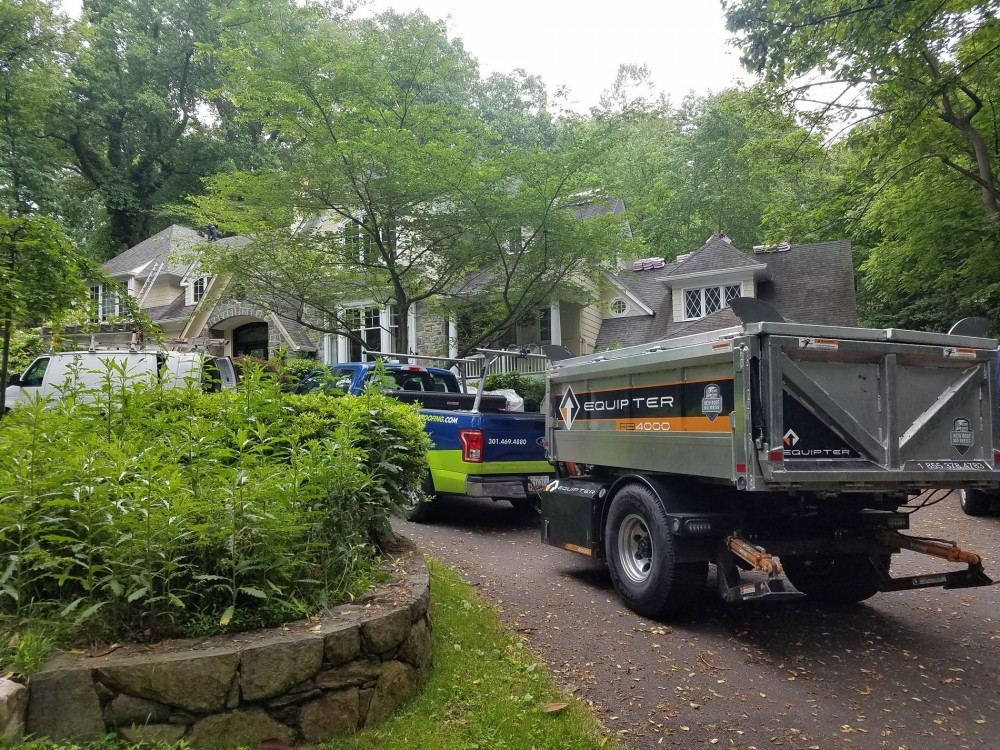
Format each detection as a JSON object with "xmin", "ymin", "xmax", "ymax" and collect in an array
[{"xmin": 324, "ymin": 558, "xmax": 616, "ymax": 750}]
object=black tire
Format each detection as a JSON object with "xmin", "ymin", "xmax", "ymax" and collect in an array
[
  {"xmin": 509, "ymin": 495, "xmax": 542, "ymax": 515},
  {"xmin": 402, "ymin": 475, "xmax": 437, "ymax": 524},
  {"xmin": 782, "ymin": 554, "xmax": 888, "ymax": 605},
  {"xmin": 960, "ymin": 489, "xmax": 994, "ymax": 516},
  {"xmin": 604, "ymin": 484, "xmax": 707, "ymax": 619}
]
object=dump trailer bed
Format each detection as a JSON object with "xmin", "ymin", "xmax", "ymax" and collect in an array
[
  {"xmin": 548, "ymin": 321, "xmax": 1000, "ymax": 492},
  {"xmin": 542, "ymin": 311, "xmax": 998, "ymax": 619}
]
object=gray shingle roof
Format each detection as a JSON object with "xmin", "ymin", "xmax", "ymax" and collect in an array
[
  {"xmin": 103, "ymin": 225, "xmax": 204, "ymax": 279},
  {"xmin": 595, "ymin": 239, "xmax": 856, "ymax": 350},
  {"xmin": 755, "ymin": 239, "xmax": 856, "ymax": 327},
  {"xmin": 664, "ymin": 235, "xmax": 763, "ymax": 277},
  {"xmin": 571, "ymin": 197, "xmax": 626, "ymax": 221},
  {"xmin": 103, "ymin": 225, "xmax": 245, "ymax": 280}
]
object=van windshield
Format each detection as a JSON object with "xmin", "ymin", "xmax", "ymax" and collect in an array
[{"xmin": 20, "ymin": 357, "xmax": 50, "ymax": 388}]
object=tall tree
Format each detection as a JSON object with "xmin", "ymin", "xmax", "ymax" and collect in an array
[
  {"xmin": 194, "ymin": 6, "xmax": 628, "ymax": 356},
  {"xmin": 0, "ymin": 0, "xmax": 71, "ymax": 217},
  {"xmin": 0, "ymin": 216, "xmax": 93, "ymax": 413},
  {"xmin": 48, "ymin": 0, "xmax": 263, "ymax": 255},
  {"xmin": 594, "ymin": 88, "xmax": 834, "ymax": 256},
  {"xmin": 725, "ymin": 0, "xmax": 1000, "ymax": 230}
]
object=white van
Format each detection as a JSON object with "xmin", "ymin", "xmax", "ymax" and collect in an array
[{"xmin": 3, "ymin": 350, "xmax": 237, "ymax": 411}]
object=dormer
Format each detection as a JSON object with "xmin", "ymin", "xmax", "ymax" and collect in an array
[
  {"xmin": 180, "ymin": 263, "xmax": 212, "ymax": 305},
  {"xmin": 657, "ymin": 235, "xmax": 767, "ymax": 322}
]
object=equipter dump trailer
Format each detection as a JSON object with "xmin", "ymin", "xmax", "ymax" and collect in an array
[{"xmin": 541, "ymin": 301, "xmax": 997, "ymax": 618}]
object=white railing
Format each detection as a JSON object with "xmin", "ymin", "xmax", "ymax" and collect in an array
[
  {"xmin": 362, "ymin": 348, "xmax": 549, "ymax": 381},
  {"xmin": 453, "ymin": 352, "xmax": 548, "ymax": 379}
]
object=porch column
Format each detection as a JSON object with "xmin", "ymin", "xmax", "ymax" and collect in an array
[
  {"xmin": 448, "ymin": 314, "xmax": 458, "ymax": 359},
  {"xmin": 549, "ymin": 301, "xmax": 562, "ymax": 346},
  {"xmin": 406, "ymin": 306, "xmax": 418, "ymax": 354}
]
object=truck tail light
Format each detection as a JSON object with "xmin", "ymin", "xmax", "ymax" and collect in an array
[
  {"xmin": 994, "ymin": 450, "xmax": 1000, "ymax": 466},
  {"xmin": 767, "ymin": 448, "xmax": 783, "ymax": 462},
  {"xmin": 460, "ymin": 429, "xmax": 483, "ymax": 463}
]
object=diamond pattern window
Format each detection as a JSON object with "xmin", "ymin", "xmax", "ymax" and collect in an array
[{"xmin": 683, "ymin": 283, "xmax": 744, "ymax": 320}]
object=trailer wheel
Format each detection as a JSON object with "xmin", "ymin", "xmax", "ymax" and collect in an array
[
  {"xmin": 960, "ymin": 489, "xmax": 994, "ymax": 516},
  {"xmin": 782, "ymin": 555, "xmax": 887, "ymax": 605},
  {"xmin": 403, "ymin": 475, "xmax": 437, "ymax": 524},
  {"xmin": 605, "ymin": 484, "xmax": 707, "ymax": 619}
]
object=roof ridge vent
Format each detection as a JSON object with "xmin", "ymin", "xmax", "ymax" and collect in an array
[
  {"xmin": 631, "ymin": 257, "xmax": 666, "ymax": 272},
  {"xmin": 752, "ymin": 241, "xmax": 791, "ymax": 254}
]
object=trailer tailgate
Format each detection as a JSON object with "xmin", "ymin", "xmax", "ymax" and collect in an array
[{"xmin": 755, "ymin": 329, "xmax": 1000, "ymax": 489}]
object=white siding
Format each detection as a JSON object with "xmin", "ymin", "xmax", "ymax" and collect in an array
[{"xmin": 142, "ymin": 281, "xmax": 183, "ymax": 309}]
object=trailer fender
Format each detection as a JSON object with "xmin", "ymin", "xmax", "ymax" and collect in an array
[{"xmin": 604, "ymin": 476, "xmax": 730, "ymax": 563}]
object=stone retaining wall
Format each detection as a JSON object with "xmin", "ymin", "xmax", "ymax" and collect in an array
[{"xmin": 3, "ymin": 545, "xmax": 431, "ymax": 748}]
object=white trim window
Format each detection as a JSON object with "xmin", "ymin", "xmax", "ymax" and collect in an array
[
  {"xmin": 344, "ymin": 217, "xmax": 394, "ymax": 266},
  {"xmin": 343, "ymin": 304, "xmax": 399, "ymax": 361},
  {"xmin": 192, "ymin": 276, "xmax": 209, "ymax": 304},
  {"xmin": 90, "ymin": 283, "xmax": 120, "ymax": 321},
  {"xmin": 682, "ymin": 283, "xmax": 742, "ymax": 321}
]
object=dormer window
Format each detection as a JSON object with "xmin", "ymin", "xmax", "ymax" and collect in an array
[
  {"xmin": 186, "ymin": 275, "xmax": 211, "ymax": 305},
  {"xmin": 683, "ymin": 283, "xmax": 742, "ymax": 320}
]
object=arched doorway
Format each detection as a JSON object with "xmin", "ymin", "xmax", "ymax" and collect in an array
[{"xmin": 232, "ymin": 322, "xmax": 270, "ymax": 358}]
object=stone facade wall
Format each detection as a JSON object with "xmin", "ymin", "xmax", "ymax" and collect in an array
[
  {"xmin": 8, "ymin": 549, "xmax": 431, "ymax": 748},
  {"xmin": 414, "ymin": 306, "xmax": 448, "ymax": 356}
]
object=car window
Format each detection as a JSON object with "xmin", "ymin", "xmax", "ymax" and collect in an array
[
  {"xmin": 365, "ymin": 369, "xmax": 457, "ymax": 393},
  {"xmin": 20, "ymin": 357, "xmax": 50, "ymax": 388},
  {"xmin": 427, "ymin": 372, "xmax": 459, "ymax": 393}
]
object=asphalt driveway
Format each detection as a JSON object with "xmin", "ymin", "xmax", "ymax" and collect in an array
[{"xmin": 395, "ymin": 492, "xmax": 1000, "ymax": 750}]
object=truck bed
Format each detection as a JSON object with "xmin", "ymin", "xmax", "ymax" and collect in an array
[{"xmin": 386, "ymin": 389, "xmax": 510, "ymax": 413}]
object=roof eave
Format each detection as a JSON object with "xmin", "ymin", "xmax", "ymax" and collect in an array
[{"xmin": 658, "ymin": 264, "xmax": 768, "ymax": 287}]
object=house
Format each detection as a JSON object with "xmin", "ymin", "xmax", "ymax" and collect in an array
[
  {"xmin": 94, "ymin": 225, "xmax": 317, "ymax": 357},
  {"xmin": 82, "ymin": 224, "xmax": 855, "ymax": 368}
]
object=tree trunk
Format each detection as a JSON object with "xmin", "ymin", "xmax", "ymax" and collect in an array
[
  {"xmin": 0, "ymin": 310, "xmax": 12, "ymax": 416},
  {"xmin": 395, "ymin": 302, "xmax": 410, "ymax": 355}
]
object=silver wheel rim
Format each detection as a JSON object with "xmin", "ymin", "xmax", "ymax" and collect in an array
[
  {"xmin": 403, "ymin": 489, "xmax": 421, "ymax": 513},
  {"xmin": 617, "ymin": 513, "xmax": 653, "ymax": 584}
]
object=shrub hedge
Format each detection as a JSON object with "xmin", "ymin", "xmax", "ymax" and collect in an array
[{"xmin": 0, "ymin": 366, "xmax": 429, "ymax": 655}]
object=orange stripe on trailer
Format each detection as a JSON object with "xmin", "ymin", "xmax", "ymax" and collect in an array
[
  {"xmin": 564, "ymin": 543, "xmax": 592, "ymax": 556},
  {"xmin": 613, "ymin": 416, "xmax": 732, "ymax": 433}
]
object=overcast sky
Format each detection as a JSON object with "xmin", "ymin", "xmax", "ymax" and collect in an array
[
  {"xmin": 61, "ymin": 0, "xmax": 748, "ymax": 111},
  {"xmin": 368, "ymin": 0, "xmax": 747, "ymax": 111}
]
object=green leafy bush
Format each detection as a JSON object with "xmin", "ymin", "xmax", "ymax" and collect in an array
[
  {"xmin": 5, "ymin": 328, "xmax": 45, "ymax": 376},
  {"xmin": 484, "ymin": 371, "xmax": 546, "ymax": 412},
  {"xmin": 280, "ymin": 355, "xmax": 321, "ymax": 383},
  {"xmin": 0, "ymin": 366, "xmax": 428, "ymax": 660}
]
